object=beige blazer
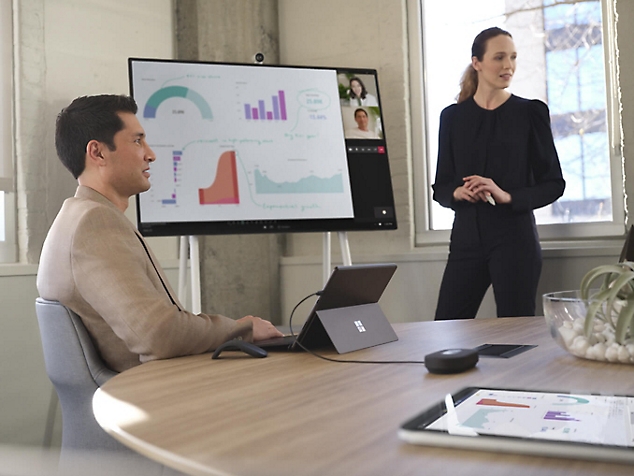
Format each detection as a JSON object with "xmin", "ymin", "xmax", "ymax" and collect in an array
[{"xmin": 37, "ymin": 186, "xmax": 253, "ymax": 372}]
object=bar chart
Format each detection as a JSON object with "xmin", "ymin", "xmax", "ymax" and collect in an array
[
  {"xmin": 544, "ymin": 411, "xmax": 581, "ymax": 422},
  {"xmin": 159, "ymin": 150, "xmax": 181, "ymax": 205},
  {"xmin": 244, "ymin": 90, "xmax": 287, "ymax": 121}
]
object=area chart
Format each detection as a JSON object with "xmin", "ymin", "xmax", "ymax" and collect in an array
[
  {"xmin": 254, "ymin": 169, "xmax": 344, "ymax": 194},
  {"xmin": 199, "ymin": 151, "xmax": 240, "ymax": 205}
]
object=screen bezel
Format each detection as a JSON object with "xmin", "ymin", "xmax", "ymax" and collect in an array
[{"xmin": 129, "ymin": 57, "xmax": 397, "ymax": 237}]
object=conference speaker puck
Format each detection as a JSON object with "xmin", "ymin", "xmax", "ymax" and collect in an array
[{"xmin": 424, "ymin": 348, "xmax": 479, "ymax": 374}]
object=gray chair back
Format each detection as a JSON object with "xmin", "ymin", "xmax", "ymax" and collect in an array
[
  {"xmin": 35, "ymin": 298, "xmax": 126, "ymax": 451},
  {"xmin": 35, "ymin": 298, "xmax": 183, "ymax": 474}
]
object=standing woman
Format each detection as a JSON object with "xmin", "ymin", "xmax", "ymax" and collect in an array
[{"xmin": 432, "ymin": 27, "xmax": 565, "ymax": 321}]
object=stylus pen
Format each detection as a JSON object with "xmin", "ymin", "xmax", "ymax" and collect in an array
[{"xmin": 445, "ymin": 394, "xmax": 478, "ymax": 436}]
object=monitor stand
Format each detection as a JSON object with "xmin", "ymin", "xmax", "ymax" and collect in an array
[
  {"xmin": 322, "ymin": 231, "xmax": 352, "ymax": 285},
  {"xmin": 178, "ymin": 232, "xmax": 352, "ymax": 313},
  {"xmin": 178, "ymin": 235, "xmax": 201, "ymax": 314}
]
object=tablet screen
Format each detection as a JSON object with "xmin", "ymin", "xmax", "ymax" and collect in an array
[{"xmin": 409, "ymin": 388, "xmax": 634, "ymax": 448}]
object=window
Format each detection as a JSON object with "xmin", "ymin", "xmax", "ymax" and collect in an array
[
  {"xmin": 543, "ymin": 0, "xmax": 609, "ymax": 224},
  {"xmin": 412, "ymin": 0, "xmax": 623, "ymax": 244},
  {"xmin": 0, "ymin": 1, "xmax": 15, "ymax": 262}
]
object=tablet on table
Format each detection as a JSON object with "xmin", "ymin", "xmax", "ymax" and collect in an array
[{"xmin": 399, "ymin": 387, "xmax": 634, "ymax": 464}]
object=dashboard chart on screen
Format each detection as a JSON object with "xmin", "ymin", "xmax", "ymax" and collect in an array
[{"xmin": 129, "ymin": 58, "xmax": 396, "ymax": 236}]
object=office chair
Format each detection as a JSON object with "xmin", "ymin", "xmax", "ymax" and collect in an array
[
  {"xmin": 35, "ymin": 298, "xmax": 184, "ymax": 475},
  {"xmin": 35, "ymin": 298, "xmax": 127, "ymax": 451}
]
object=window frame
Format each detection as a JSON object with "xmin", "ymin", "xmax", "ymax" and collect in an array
[
  {"xmin": 0, "ymin": 192, "xmax": 16, "ymax": 262},
  {"xmin": 0, "ymin": 0, "xmax": 15, "ymax": 263},
  {"xmin": 411, "ymin": 0, "xmax": 625, "ymax": 247}
]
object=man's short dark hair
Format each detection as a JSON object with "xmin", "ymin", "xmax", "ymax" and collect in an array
[
  {"xmin": 55, "ymin": 95, "xmax": 138, "ymax": 179},
  {"xmin": 354, "ymin": 108, "xmax": 368, "ymax": 118}
]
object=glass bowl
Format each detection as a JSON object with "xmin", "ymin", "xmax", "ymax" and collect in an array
[{"xmin": 542, "ymin": 290, "xmax": 634, "ymax": 364}]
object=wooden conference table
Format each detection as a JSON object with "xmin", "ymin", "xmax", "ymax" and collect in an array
[{"xmin": 93, "ymin": 317, "xmax": 634, "ymax": 476}]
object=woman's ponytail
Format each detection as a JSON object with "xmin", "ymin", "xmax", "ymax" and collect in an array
[{"xmin": 457, "ymin": 64, "xmax": 478, "ymax": 103}]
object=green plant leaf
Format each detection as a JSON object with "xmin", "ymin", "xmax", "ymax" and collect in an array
[
  {"xmin": 580, "ymin": 264, "xmax": 628, "ymax": 298},
  {"xmin": 604, "ymin": 271, "xmax": 634, "ymax": 325},
  {"xmin": 580, "ymin": 263, "xmax": 634, "ymax": 342},
  {"xmin": 584, "ymin": 287, "xmax": 615, "ymax": 337},
  {"xmin": 615, "ymin": 300, "xmax": 634, "ymax": 344}
]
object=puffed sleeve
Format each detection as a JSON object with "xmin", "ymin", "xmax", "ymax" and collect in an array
[
  {"xmin": 432, "ymin": 104, "xmax": 464, "ymax": 209},
  {"xmin": 510, "ymin": 100, "xmax": 566, "ymax": 212}
]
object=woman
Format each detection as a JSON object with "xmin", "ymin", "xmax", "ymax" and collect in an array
[
  {"xmin": 432, "ymin": 27, "xmax": 565, "ymax": 321},
  {"xmin": 348, "ymin": 77, "xmax": 378, "ymax": 107}
]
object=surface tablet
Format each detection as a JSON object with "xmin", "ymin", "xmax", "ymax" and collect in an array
[
  {"xmin": 258, "ymin": 263, "xmax": 397, "ymax": 351},
  {"xmin": 399, "ymin": 387, "xmax": 634, "ymax": 464}
]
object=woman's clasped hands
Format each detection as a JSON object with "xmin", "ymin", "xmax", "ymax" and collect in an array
[{"xmin": 453, "ymin": 175, "xmax": 511, "ymax": 205}]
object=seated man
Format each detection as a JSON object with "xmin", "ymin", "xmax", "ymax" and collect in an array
[{"xmin": 37, "ymin": 95, "xmax": 282, "ymax": 372}]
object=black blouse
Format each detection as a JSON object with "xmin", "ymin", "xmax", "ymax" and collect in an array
[{"xmin": 432, "ymin": 95, "xmax": 565, "ymax": 248}]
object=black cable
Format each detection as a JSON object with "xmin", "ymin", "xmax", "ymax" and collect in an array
[{"xmin": 289, "ymin": 291, "xmax": 426, "ymax": 365}]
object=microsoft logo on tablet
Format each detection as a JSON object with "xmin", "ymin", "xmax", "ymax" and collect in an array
[{"xmin": 354, "ymin": 320, "xmax": 366, "ymax": 333}]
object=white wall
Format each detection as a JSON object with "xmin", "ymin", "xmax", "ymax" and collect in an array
[
  {"xmin": 0, "ymin": 267, "xmax": 48, "ymax": 445},
  {"xmin": 1, "ymin": 0, "xmax": 175, "ymax": 447}
]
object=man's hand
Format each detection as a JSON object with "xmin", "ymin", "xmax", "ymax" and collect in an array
[{"xmin": 237, "ymin": 315, "xmax": 284, "ymax": 341}]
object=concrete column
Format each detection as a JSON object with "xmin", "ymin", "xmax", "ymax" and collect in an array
[
  {"xmin": 174, "ymin": 0, "xmax": 285, "ymax": 323},
  {"xmin": 13, "ymin": 0, "xmax": 76, "ymax": 264},
  {"xmin": 176, "ymin": 0, "xmax": 279, "ymax": 64}
]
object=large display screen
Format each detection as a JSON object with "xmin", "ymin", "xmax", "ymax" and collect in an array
[{"xmin": 129, "ymin": 58, "xmax": 396, "ymax": 236}]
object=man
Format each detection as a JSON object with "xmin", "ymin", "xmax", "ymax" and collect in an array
[
  {"xmin": 37, "ymin": 95, "xmax": 282, "ymax": 372},
  {"xmin": 345, "ymin": 108, "xmax": 380, "ymax": 139}
]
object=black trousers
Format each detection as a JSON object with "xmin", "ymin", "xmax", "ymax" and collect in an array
[{"xmin": 434, "ymin": 234, "xmax": 542, "ymax": 321}]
